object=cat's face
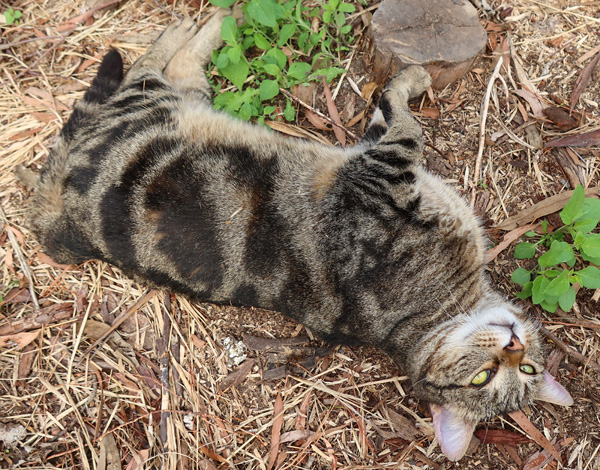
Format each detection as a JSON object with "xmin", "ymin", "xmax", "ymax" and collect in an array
[{"xmin": 410, "ymin": 304, "xmax": 573, "ymax": 460}]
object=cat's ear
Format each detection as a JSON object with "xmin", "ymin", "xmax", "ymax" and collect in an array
[
  {"xmin": 429, "ymin": 403, "xmax": 477, "ymax": 461},
  {"xmin": 536, "ymin": 371, "xmax": 573, "ymax": 406}
]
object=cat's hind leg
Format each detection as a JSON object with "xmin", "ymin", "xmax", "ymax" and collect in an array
[
  {"xmin": 375, "ymin": 65, "xmax": 431, "ymax": 154},
  {"xmin": 163, "ymin": 8, "xmax": 237, "ymax": 96},
  {"xmin": 123, "ymin": 18, "xmax": 199, "ymax": 85}
]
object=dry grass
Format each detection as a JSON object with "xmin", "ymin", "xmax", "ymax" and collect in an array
[{"xmin": 1, "ymin": 0, "xmax": 599, "ymax": 469}]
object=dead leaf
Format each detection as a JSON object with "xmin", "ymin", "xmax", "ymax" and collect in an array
[
  {"xmin": 421, "ymin": 107, "xmax": 440, "ymax": 119},
  {"xmin": 361, "ymin": 82, "xmax": 378, "ymax": 101},
  {"xmin": 0, "ymin": 330, "xmax": 39, "ymax": 350},
  {"xmin": 218, "ymin": 359, "xmax": 256, "ymax": 392},
  {"xmin": 304, "ymin": 109, "xmax": 331, "ymax": 131},
  {"xmin": 508, "ymin": 410, "xmax": 562, "ymax": 461},
  {"xmin": 98, "ymin": 434, "xmax": 121, "ymax": 470},
  {"xmin": 514, "ymin": 89, "xmax": 545, "ymax": 118},
  {"xmin": 496, "ymin": 187, "xmax": 600, "ymax": 231},
  {"xmin": 265, "ymin": 120, "xmax": 332, "ymax": 146},
  {"xmin": 124, "ymin": 449, "xmax": 150, "ymax": 470},
  {"xmin": 570, "ymin": 50, "xmax": 600, "ymax": 111},
  {"xmin": 280, "ymin": 429, "xmax": 313, "ymax": 443},
  {"xmin": 341, "ymin": 94, "xmax": 356, "ymax": 124},
  {"xmin": 295, "ymin": 391, "xmax": 311, "ymax": 430},
  {"xmin": 474, "ymin": 428, "xmax": 532, "ymax": 445},
  {"xmin": 543, "ymin": 107, "xmax": 578, "ymax": 131},
  {"xmin": 322, "ymin": 77, "xmax": 346, "ymax": 146},
  {"xmin": 546, "ymin": 128, "xmax": 600, "ymax": 148},
  {"xmin": 267, "ymin": 392, "xmax": 284, "ymax": 470},
  {"xmin": 292, "ymin": 82, "xmax": 315, "ymax": 104},
  {"xmin": 486, "ymin": 222, "xmax": 540, "ymax": 262},
  {"xmin": 37, "ymin": 252, "xmax": 74, "ymax": 270}
]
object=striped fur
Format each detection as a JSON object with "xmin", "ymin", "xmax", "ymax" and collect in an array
[{"xmin": 30, "ymin": 9, "xmax": 565, "ymax": 457}]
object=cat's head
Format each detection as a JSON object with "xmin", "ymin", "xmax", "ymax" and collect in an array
[{"xmin": 409, "ymin": 302, "xmax": 573, "ymax": 461}]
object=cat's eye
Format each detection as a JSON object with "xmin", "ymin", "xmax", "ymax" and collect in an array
[
  {"xmin": 471, "ymin": 369, "xmax": 492, "ymax": 386},
  {"xmin": 519, "ymin": 364, "xmax": 536, "ymax": 375}
]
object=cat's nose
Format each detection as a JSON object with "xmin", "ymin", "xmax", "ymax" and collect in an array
[{"xmin": 505, "ymin": 334, "xmax": 524, "ymax": 351}]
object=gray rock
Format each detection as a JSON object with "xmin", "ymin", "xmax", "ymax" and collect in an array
[{"xmin": 371, "ymin": 0, "xmax": 487, "ymax": 89}]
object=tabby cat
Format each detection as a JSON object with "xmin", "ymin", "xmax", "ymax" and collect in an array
[{"xmin": 29, "ymin": 8, "xmax": 573, "ymax": 461}]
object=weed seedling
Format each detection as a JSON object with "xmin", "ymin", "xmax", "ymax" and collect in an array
[
  {"xmin": 208, "ymin": 0, "xmax": 354, "ymax": 123},
  {"xmin": 511, "ymin": 184, "xmax": 600, "ymax": 312}
]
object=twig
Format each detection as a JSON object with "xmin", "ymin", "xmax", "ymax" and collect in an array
[
  {"xmin": 280, "ymin": 88, "xmax": 358, "ymax": 140},
  {"xmin": 541, "ymin": 326, "xmax": 600, "ymax": 373},
  {"xmin": 471, "ymin": 55, "xmax": 504, "ymax": 208},
  {"xmin": 0, "ymin": 204, "xmax": 39, "ymax": 310},
  {"xmin": 159, "ymin": 292, "xmax": 171, "ymax": 448},
  {"xmin": 0, "ymin": 35, "xmax": 64, "ymax": 52}
]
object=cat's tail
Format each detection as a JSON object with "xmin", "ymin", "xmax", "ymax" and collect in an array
[{"xmin": 60, "ymin": 49, "xmax": 124, "ymax": 141}]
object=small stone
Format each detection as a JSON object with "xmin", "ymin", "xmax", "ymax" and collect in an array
[
  {"xmin": 371, "ymin": 0, "xmax": 487, "ymax": 89},
  {"xmin": 223, "ymin": 336, "xmax": 247, "ymax": 369}
]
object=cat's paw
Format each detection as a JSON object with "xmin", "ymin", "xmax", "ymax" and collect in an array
[
  {"xmin": 232, "ymin": 5, "xmax": 244, "ymax": 24},
  {"xmin": 162, "ymin": 18, "xmax": 199, "ymax": 45},
  {"xmin": 386, "ymin": 65, "xmax": 432, "ymax": 100}
]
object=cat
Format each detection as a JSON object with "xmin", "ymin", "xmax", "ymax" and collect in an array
[{"xmin": 28, "ymin": 8, "xmax": 573, "ymax": 461}]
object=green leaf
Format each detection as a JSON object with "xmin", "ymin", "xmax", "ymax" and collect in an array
[
  {"xmin": 239, "ymin": 102, "xmax": 253, "ymax": 121},
  {"xmin": 560, "ymin": 184, "xmax": 585, "ymax": 225},
  {"xmin": 277, "ymin": 23, "xmax": 297, "ymax": 47},
  {"xmin": 209, "ymin": 0, "xmax": 237, "ymax": 7},
  {"xmin": 254, "ymin": 33, "xmax": 271, "ymax": 50},
  {"xmin": 525, "ymin": 231, "xmax": 538, "ymax": 237},
  {"xmin": 259, "ymin": 79, "xmax": 279, "ymax": 101},
  {"xmin": 581, "ymin": 234, "xmax": 600, "ymax": 258},
  {"xmin": 298, "ymin": 31, "xmax": 309, "ymax": 52},
  {"xmin": 540, "ymin": 299, "xmax": 558, "ymax": 313},
  {"xmin": 340, "ymin": 24, "xmax": 352, "ymax": 35},
  {"xmin": 220, "ymin": 57, "xmax": 249, "ymax": 91},
  {"xmin": 573, "ymin": 217, "xmax": 600, "ymax": 234},
  {"xmin": 338, "ymin": 2, "xmax": 356, "ymax": 12},
  {"xmin": 538, "ymin": 240, "xmax": 574, "ymax": 267},
  {"xmin": 262, "ymin": 63, "xmax": 281, "ymax": 76},
  {"xmin": 576, "ymin": 266, "xmax": 600, "ymax": 289},
  {"xmin": 287, "ymin": 61, "xmax": 312, "ymax": 80},
  {"xmin": 516, "ymin": 281, "xmax": 533, "ymax": 300},
  {"xmin": 263, "ymin": 105, "xmax": 277, "ymax": 114},
  {"xmin": 310, "ymin": 66, "xmax": 347, "ymax": 83},
  {"xmin": 511, "ymin": 268, "xmax": 531, "ymax": 286},
  {"xmin": 221, "ymin": 16, "xmax": 239, "ymax": 44},
  {"xmin": 227, "ymin": 46, "xmax": 242, "ymax": 64},
  {"xmin": 213, "ymin": 91, "xmax": 245, "ymax": 112},
  {"xmin": 581, "ymin": 250, "xmax": 600, "ymax": 266},
  {"xmin": 532, "ymin": 275, "xmax": 549, "ymax": 305},
  {"xmin": 284, "ymin": 98, "xmax": 295, "ymax": 121},
  {"xmin": 558, "ymin": 286, "xmax": 576, "ymax": 312},
  {"xmin": 246, "ymin": 0, "xmax": 278, "ymax": 28},
  {"xmin": 216, "ymin": 51, "xmax": 230, "ymax": 69},
  {"xmin": 544, "ymin": 270, "xmax": 570, "ymax": 297},
  {"xmin": 514, "ymin": 242, "xmax": 537, "ymax": 259},
  {"xmin": 266, "ymin": 47, "xmax": 288, "ymax": 69}
]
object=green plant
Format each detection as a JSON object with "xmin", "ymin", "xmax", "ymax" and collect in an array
[
  {"xmin": 207, "ymin": 0, "xmax": 355, "ymax": 122},
  {"xmin": 3, "ymin": 8, "xmax": 22, "ymax": 25},
  {"xmin": 511, "ymin": 184, "xmax": 600, "ymax": 313}
]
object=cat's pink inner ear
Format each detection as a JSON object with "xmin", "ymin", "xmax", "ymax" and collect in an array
[
  {"xmin": 536, "ymin": 371, "xmax": 573, "ymax": 406},
  {"xmin": 429, "ymin": 403, "xmax": 477, "ymax": 461}
]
